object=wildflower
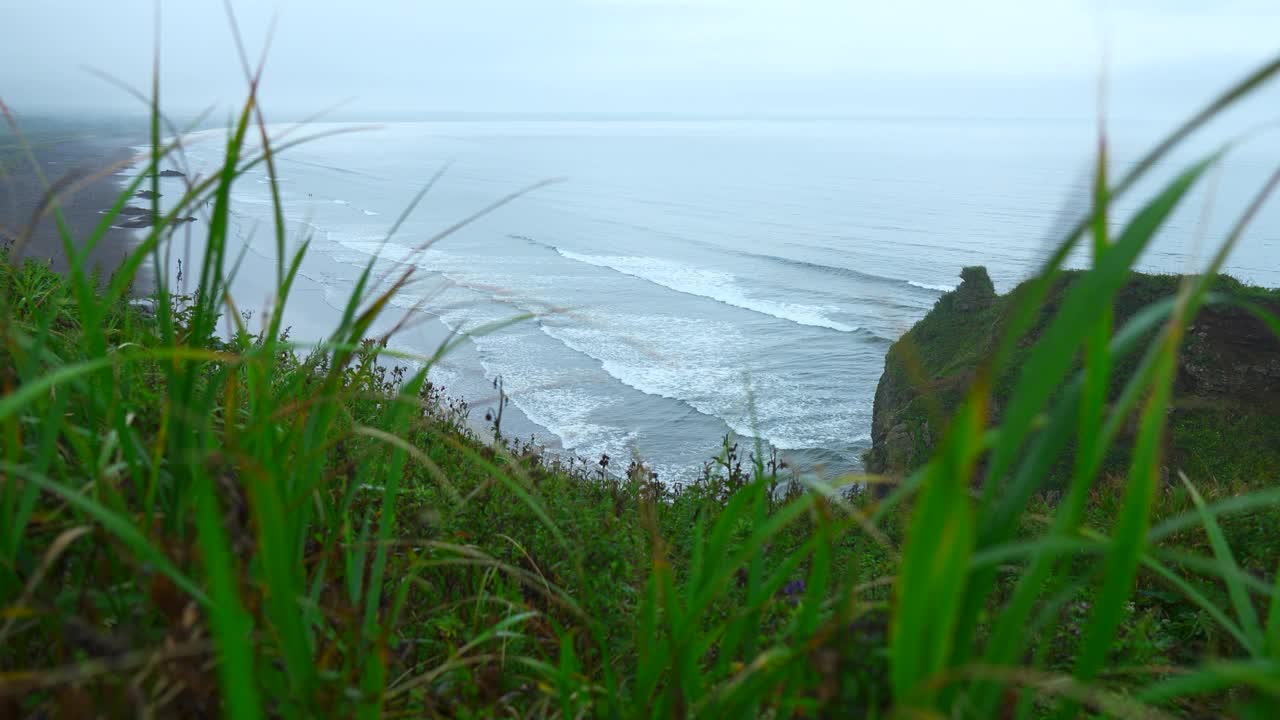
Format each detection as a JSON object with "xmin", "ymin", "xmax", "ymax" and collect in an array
[{"xmin": 781, "ymin": 579, "xmax": 806, "ymax": 605}]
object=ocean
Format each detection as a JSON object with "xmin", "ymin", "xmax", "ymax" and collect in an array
[{"xmin": 163, "ymin": 117, "xmax": 1280, "ymax": 483}]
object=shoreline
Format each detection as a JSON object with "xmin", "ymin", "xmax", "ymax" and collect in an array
[
  {"xmin": 1, "ymin": 125, "xmax": 600, "ymax": 480},
  {"xmin": 7, "ymin": 126, "xmax": 831, "ymax": 485},
  {"xmin": 0, "ymin": 123, "xmax": 150, "ymax": 292},
  {"xmin": 209, "ymin": 210, "xmax": 598, "ymax": 475},
  {"xmin": 124, "ymin": 145, "xmax": 591, "ymax": 477}
]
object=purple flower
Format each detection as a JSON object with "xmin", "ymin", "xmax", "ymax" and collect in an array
[{"xmin": 781, "ymin": 579, "xmax": 806, "ymax": 605}]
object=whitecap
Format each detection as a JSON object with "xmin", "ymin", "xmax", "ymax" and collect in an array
[
  {"xmin": 907, "ymin": 280, "xmax": 954, "ymax": 292},
  {"xmin": 555, "ymin": 249, "xmax": 857, "ymax": 332}
]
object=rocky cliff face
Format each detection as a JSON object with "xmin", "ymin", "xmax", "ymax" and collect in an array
[
  {"xmin": 864, "ymin": 267, "xmax": 1280, "ymax": 481},
  {"xmin": 863, "ymin": 266, "xmax": 1000, "ymax": 476},
  {"xmin": 1180, "ymin": 307, "xmax": 1280, "ymax": 414}
]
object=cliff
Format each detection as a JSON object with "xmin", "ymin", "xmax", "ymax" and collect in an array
[{"xmin": 864, "ymin": 266, "xmax": 1280, "ymax": 486}]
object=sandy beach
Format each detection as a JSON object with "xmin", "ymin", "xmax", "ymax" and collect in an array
[{"xmin": 0, "ymin": 117, "xmax": 149, "ymax": 290}]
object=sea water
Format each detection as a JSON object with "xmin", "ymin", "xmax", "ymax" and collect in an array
[{"xmin": 165, "ymin": 117, "xmax": 1280, "ymax": 483}]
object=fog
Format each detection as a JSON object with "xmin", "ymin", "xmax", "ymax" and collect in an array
[{"xmin": 1, "ymin": 0, "xmax": 1277, "ymax": 121}]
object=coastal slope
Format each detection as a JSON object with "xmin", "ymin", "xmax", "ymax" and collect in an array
[{"xmin": 864, "ymin": 265, "xmax": 1280, "ymax": 486}]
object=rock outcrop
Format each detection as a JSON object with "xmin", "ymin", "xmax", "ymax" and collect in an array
[{"xmin": 864, "ymin": 267, "xmax": 1280, "ymax": 483}]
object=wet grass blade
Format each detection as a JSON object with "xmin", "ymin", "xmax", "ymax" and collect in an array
[
  {"xmin": 1070, "ymin": 340, "xmax": 1176, "ymax": 697},
  {"xmin": 1180, "ymin": 472, "xmax": 1265, "ymax": 655},
  {"xmin": 194, "ymin": 470, "xmax": 263, "ymax": 720},
  {"xmin": 5, "ymin": 463, "xmax": 207, "ymax": 604},
  {"xmin": 890, "ymin": 393, "xmax": 983, "ymax": 705},
  {"xmin": 959, "ymin": 155, "xmax": 1222, "ymax": 712}
]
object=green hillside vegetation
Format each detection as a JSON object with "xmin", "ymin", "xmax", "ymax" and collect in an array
[
  {"xmin": 866, "ymin": 266, "xmax": 1280, "ymax": 490},
  {"xmin": 2, "ymin": 55, "xmax": 1280, "ymax": 718}
]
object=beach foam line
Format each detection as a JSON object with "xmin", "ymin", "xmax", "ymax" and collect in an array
[
  {"xmin": 362, "ymin": 242, "xmax": 870, "ymax": 466},
  {"xmin": 552, "ymin": 248, "xmax": 858, "ymax": 332},
  {"xmin": 515, "ymin": 232, "xmax": 953, "ymax": 296},
  {"xmin": 411, "ymin": 276, "xmax": 857, "ymax": 455},
  {"xmin": 422, "ymin": 303, "xmax": 656, "ymax": 465},
  {"xmin": 733, "ymin": 249, "xmax": 954, "ymax": 294},
  {"xmin": 534, "ymin": 317, "xmax": 842, "ymax": 451},
  {"xmin": 907, "ymin": 280, "xmax": 955, "ymax": 292}
]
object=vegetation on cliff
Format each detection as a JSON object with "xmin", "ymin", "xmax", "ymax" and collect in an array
[
  {"xmin": 865, "ymin": 266, "xmax": 1280, "ymax": 487},
  {"xmin": 2, "ymin": 52, "xmax": 1280, "ymax": 718}
]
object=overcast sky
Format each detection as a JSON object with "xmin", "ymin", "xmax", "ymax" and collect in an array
[{"xmin": 2, "ymin": 0, "xmax": 1278, "ymax": 120}]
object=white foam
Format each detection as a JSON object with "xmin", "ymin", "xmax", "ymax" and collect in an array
[
  {"xmin": 907, "ymin": 280, "xmax": 954, "ymax": 292},
  {"xmin": 189, "ymin": 153, "xmax": 875, "ymax": 472},
  {"xmin": 349, "ymin": 242, "xmax": 871, "ymax": 453},
  {"xmin": 537, "ymin": 312, "xmax": 866, "ymax": 450},
  {"xmin": 375, "ymin": 274, "xmax": 715, "ymax": 462},
  {"xmin": 362, "ymin": 209, "xmax": 381, "ymax": 216},
  {"xmin": 429, "ymin": 317, "xmax": 635, "ymax": 462},
  {"xmin": 556, "ymin": 249, "xmax": 857, "ymax": 332}
]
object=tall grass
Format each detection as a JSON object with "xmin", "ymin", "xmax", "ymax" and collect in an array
[{"xmin": 2, "ymin": 36, "xmax": 1280, "ymax": 717}]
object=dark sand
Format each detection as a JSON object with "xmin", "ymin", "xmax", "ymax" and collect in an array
[{"xmin": 1, "ymin": 118, "xmax": 147, "ymax": 290}]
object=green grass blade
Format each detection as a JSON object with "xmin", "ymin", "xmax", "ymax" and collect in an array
[
  {"xmin": 890, "ymin": 394, "xmax": 982, "ymax": 706},
  {"xmin": 1179, "ymin": 472, "xmax": 1265, "ymax": 655},
  {"xmin": 194, "ymin": 470, "xmax": 263, "ymax": 720},
  {"xmin": 1071, "ymin": 347, "xmax": 1175, "ymax": 688},
  {"xmin": 6, "ymin": 463, "xmax": 207, "ymax": 604},
  {"xmin": 1137, "ymin": 659, "xmax": 1280, "ymax": 705},
  {"xmin": 978, "ymin": 151, "xmax": 1219, "ymax": 512}
]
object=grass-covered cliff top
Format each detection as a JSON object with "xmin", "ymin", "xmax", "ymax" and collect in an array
[
  {"xmin": 884, "ymin": 265, "xmax": 1279, "ymax": 399},
  {"xmin": 866, "ymin": 266, "xmax": 1280, "ymax": 487},
  {"xmin": 4, "ymin": 54, "xmax": 1280, "ymax": 718}
]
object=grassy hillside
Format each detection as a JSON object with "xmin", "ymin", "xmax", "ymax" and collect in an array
[
  {"xmin": 3, "ymin": 56, "xmax": 1280, "ymax": 718},
  {"xmin": 1, "ymin": 247, "xmax": 903, "ymax": 717},
  {"xmin": 866, "ymin": 267, "xmax": 1280, "ymax": 488}
]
